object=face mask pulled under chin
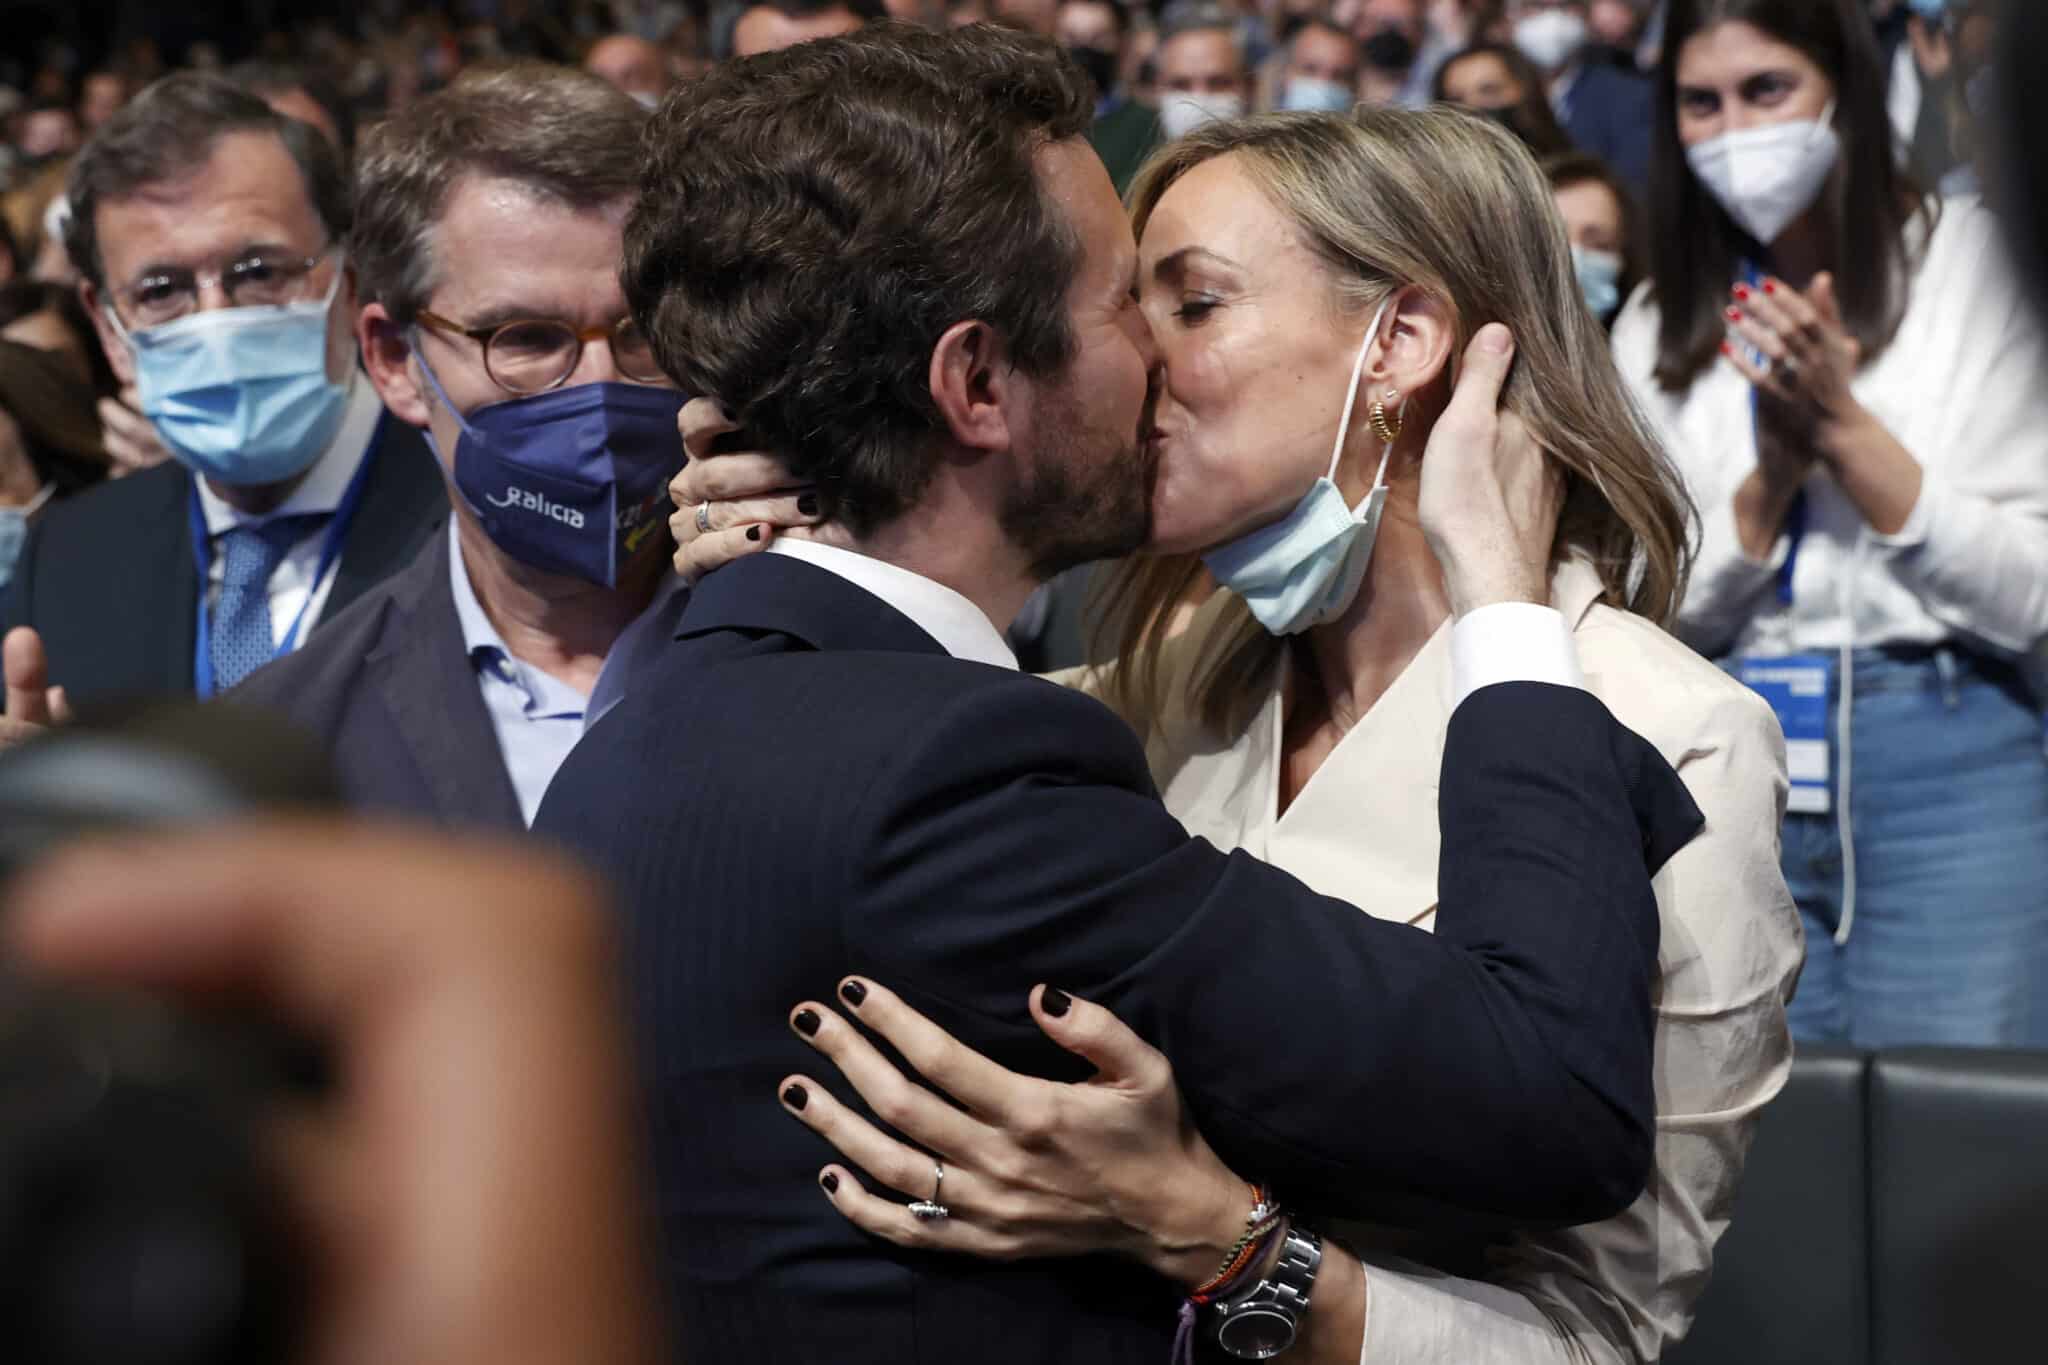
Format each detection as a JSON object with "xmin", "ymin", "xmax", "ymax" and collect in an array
[
  {"xmin": 1158, "ymin": 90, "xmax": 1245, "ymax": 140},
  {"xmin": 1686, "ymin": 100, "xmax": 1842, "ymax": 247},
  {"xmin": 1202, "ymin": 295, "xmax": 1402, "ymax": 636},
  {"xmin": 417, "ymin": 349, "xmax": 686, "ymax": 588}
]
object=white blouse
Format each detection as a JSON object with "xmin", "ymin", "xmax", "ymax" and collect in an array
[
  {"xmin": 1611, "ymin": 196, "xmax": 2048, "ymax": 661},
  {"xmin": 1072, "ymin": 559, "xmax": 1803, "ymax": 1364}
]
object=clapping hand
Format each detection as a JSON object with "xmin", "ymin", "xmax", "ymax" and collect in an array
[{"xmin": 1721, "ymin": 274, "xmax": 1865, "ymax": 439}]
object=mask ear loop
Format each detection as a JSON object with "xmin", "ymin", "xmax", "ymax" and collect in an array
[
  {"xmin": 1812, "ymin": 96, "xmax": 1839, "ymax": 144},
  {"xmin": 410, "ymin": 333, "xmax": 483, "ymax": 444},
  {"xmin": 1327, "ymin": 295, "xmax": 1400, "ymax": 515}
]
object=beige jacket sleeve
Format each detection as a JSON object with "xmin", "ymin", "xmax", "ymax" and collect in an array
[{"xmin": 1354, "ymin": 684, "xmax": 1802, "ymax": 1364}]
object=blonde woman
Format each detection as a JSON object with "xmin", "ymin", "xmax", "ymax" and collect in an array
[{"xmin": 673, "ymin": 108, "xmax": 1800, "ymax": 1363}]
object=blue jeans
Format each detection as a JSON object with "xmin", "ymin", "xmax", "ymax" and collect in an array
[{"xmin": 1777, "ymin": 647, "xmax": 2048, "ymax": 1047}]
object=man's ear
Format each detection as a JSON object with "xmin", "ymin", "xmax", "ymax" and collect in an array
[
  {"xmin": 927, "ymin": 319, "xmax": 1019, "ymax": 460},
  {"xmin": 76, "ymin": 278, "xmax": 136, "ymax": 389},
  {"xmin": 359, "ymin": 302, "xmax": 432, "ymax": 428},
  {"xmin": 1369, "ymin": 285, "xmax": 1457, "ymax": 405}
]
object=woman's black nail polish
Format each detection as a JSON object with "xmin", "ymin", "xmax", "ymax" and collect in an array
[
  {"xmin": 820, "ymin": 1171, "xmax": 840, "ymax": 1194},
  {"xmin": 782, "ymin": 1083, "xmax": 809, "ymax": 1111},
  {"xmin": 746, "ymin": 525, "xmax": 762, "ymax": 542},
  {"xmin": 794, "ymin": 1008, "xmax": 820, "ymax": 1038},
  {"xmin": 1042, "ymin": 988, "xmax": 1072, "ymax": 1018},
  {"xmin": 798, "ymin": 492, "xmax": 820, "ymax": 517},
  {"xmin": 840, "ymin": 980, "xmax": 867, "ymax": 1007}
]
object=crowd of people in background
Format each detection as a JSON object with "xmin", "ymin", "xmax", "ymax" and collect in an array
[{"xmin": 0, "ymin": 1, "xmax": 2038, "ymax": 1034}]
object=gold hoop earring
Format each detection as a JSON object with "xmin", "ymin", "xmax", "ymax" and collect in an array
[{"xmin": 1368, "ymin": 391, "xmax": 1403, "ymax": 445}]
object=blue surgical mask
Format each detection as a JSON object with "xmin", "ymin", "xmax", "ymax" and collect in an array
[
  {"xmin": 118, "ymin": 266, "xmax": 350, "ymax": 487},
  {"xmin": 418, "ymin": 351, "xmax": 686, "ymax": 587},
  {"xmin": 0, "ymin": 484, "xmax": 56, "ymax": 592},
  {"xmin": 1573, "ymin": 245, "xmax": 1624, "ymax": 322},
  {"xmin": 1279, "ymin": 76, "xmax": 1357, "ymax": 113},
  {"xmin": 1906, "ymin": 0, "xmax": 1948, "ymax": 22},
  {"xmin": 1203, "ymin": 296, "xmax": 1401, "ymax": 636}
]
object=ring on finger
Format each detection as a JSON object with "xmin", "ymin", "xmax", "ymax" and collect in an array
[
  {"xmin": 695, "ymin": 500, "xmax": 713, "ymax": 535},
  {"xmin": 908, "ymin": 1161, "xmax": 950, "ymax": 1222}
]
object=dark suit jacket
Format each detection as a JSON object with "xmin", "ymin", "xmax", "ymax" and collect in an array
[
  {"xmin": 228, "ymin": 524, "xmax": 525, "ymax": 831},
  {"xmin": 231, "ymin": 523, "xmax": 694, "ymax": 831},
  {"xmin": 0, "ymin": 416, "xmax": 446, "ymax": 708},
  {"xmin": 1561, "ymin": 61, "xmax": 1655, "ymax": 198},
  {"xmin": 536, "ymin": 552, "xmax": 1704, "ymax": 1364}
]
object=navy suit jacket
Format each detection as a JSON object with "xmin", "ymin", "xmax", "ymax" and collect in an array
[
  {"xmin": 535, "ymin": 552, "xmax": 1704, "ymax": 1365},
  {"xmin": 0, "ymin": 416, "xmax": 446, "ymax": 708},
  {"xmin": 1561, "ymin": 61, "xmax": 1655, "ymax": 198}
]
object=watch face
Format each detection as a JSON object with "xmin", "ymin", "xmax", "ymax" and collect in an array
[{"xmin": 1216, "ymin": 1305, "xmax": 1296, "ymax": 1360}]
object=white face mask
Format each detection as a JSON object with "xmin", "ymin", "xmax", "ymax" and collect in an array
[
  {"xmin": 1513, "ymin": 9, "xmax": 1590, "ymax": 72},
  {"xmin": 1686, "ymin": 99, "xmax": 1841, "ymax": 247},
  {"xmin": 1201, "ymin": 296, "xmax": 1403, "ymax": 636},
  {"xmin": 1158, "ymin": 90, "xmax": 1245, "ymax": 141}
]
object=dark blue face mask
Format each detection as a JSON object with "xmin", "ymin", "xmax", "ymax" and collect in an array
[{"xmin": 420, "ymin": 354, "xmax": 686, "ymax": 587}]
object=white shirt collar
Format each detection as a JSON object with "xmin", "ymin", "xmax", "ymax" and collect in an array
[
  {"xmin": 195, "ymin": 374, "xmax": 381, "ymax": 536},
  {"xmin": 767, "ymin": 538, "xmax": 1018, "ymax": 670}
]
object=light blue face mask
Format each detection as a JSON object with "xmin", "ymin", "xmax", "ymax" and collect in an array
[
  {"xmin": 1202, "ymin": 295, "xmax": 1402, "ymax": 636},
  {"xmin": 0, "ymin": 484, "xmax": 56, "ymax": 592},
  {"xmin": 116, "ymin": 263, "xmax": 349, "ymax": 487},
  {"xmin": 1279, "ymin": 76, "xmax": 1358, "ymax": 113},
  {"xmin": 1573, "ymin": 245, "xmax": 1624, "ymax": 322}
]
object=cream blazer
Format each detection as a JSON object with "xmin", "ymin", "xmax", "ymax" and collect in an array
[{"xmin": 1068, "ymin": 557, "xmax": 1804, "ymax": 1364}]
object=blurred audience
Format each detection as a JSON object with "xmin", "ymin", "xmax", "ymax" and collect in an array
[
  {"xmin": 0, "ymin": 278, "xmax": 122, "ymax": 402},
  {"xmin": 1154, "ymin": 4, "xmax": 1255, "ymax": 138},
  {"xmin": 1062, "ymin": 0, "xmax": 1162, "ymax": 192},
  {"xmin": 1546, "ymin": 150, "xmax": 1639, "ymax": 325},
  {"xmin": 76, "ymin": 69, "xmax": 130, "ymax": 133},
  {"xmin": 1345, "ymin": 0, "xmax": 1442, "ymax": 105},
  {"xmin": 228, "ymin": 60, "xmax": 358, "ymax": 156},
  {"xmin": 586, "ymin": 32, "xmax": 674, "ymax": 105},
  {"xmin": 1505, "ymin": 0, "xmax": 1654, "ymax": 191},
  {"xmin": 1278, "ymin": 17, "xmax": 1365, "ymax": 109},
  {"xmin": 1435, "ymin": 39, "xmax": 1577, "ymax": 154},
  {"xmin": 731, "ymin": 0, "xmax": 873, "ymax": 57},
  {"xmin": 0, "ymin": 339, "xmax": 107, "ymax": 591}
]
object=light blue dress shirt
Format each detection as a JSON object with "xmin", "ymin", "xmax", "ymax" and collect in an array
[{"xmin": 447, "ymin": 520, "xmax": 687, "ymax": 825}]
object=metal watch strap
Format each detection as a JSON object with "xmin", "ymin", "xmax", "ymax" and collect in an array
[{"xmin": 1211, "ymin": 1223, "xmax": 1323, "ymax": 1360}]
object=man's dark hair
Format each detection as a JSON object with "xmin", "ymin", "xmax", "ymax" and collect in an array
[
  {"xmin": 351, "ymin": 63, "xmax": 648, "ymax": 328},
  {"xmin": 227, "ymin": 60, "xmax": 358, "ymax": 157},
  {"xmin": 625, "ymin": 22, "xmax": 1093, "ymax": 536},
  {"xmin": 64, "ymin": 74, "xmax": 351, "ymax": 294}
]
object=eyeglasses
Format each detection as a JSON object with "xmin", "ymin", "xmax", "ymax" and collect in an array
[
  {"xmin": 413, "ymin": 310, "xmax": 672, "ymax": 396},
  {"xmin": 116, "ymin": 247, "xmax": 336, "ymax": 330}
]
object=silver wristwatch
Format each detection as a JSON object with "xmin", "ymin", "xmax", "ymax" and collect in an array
[{"xmin": 1211, "ymin": 1223, "xmax": 1323, "ymax": 1360}]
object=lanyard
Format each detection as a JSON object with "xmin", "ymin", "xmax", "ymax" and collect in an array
[
  {"xmin": 1739, "ymin": 260, "xmax": 1808, "ymax": 606},
  {"xmin": 188, "ymin": 419, "xmax": 380, "ymax": 698}
]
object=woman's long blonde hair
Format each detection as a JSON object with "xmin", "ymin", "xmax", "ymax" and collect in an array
[{"xmin": 1096, "ymin": 106, "xmax": 1695, "ymax": 739}]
